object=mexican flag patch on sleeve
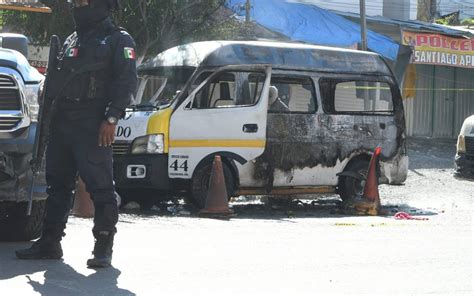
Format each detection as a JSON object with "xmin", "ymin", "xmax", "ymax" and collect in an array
[
  {"xmin": 124, "ymin": 47, "xmax": 136, "ymax": 59},
  {"xmin": 65, "ymin": 48, "xmax": 79, "ymax": 58}
]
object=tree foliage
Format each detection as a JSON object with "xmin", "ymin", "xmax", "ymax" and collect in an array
[
  {"xmin": 461, "ymin": 18, "xmax": 474, "ymax": 28},
  {"xmin": 0, "ymin": 0, "xmax": 73, "ymax": 45},
  {"xmin": 435, "ymin": 11, "xmax": 461, "ymax": 26},
  {"xmin": 0, "ymin": 0, "xmax": 248, "ymax": 62},
  {"xmin": 118, "ymin": 0, "xmax": 227, "ymax": 60}
]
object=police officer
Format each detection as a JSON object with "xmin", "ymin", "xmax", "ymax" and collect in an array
[{"xmin": 16, "ymin": 0, "xmax": 137, "ymax": 268}]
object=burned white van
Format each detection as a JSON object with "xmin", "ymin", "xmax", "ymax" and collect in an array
[{"xmin": 113, "ymin": 41, "xmax": 408, "ymax": 208}]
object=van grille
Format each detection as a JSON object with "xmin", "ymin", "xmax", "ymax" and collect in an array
[
  {"xmin": 112, "ymin": 142, "xmax": 130, "ymax": 155},
  {"xmin": 465, "ymin": 136, "xmax": 474, "ymax": 156},
  {"xmin": 0, "ymin": 117, "xmax": 22, "ymax": 130}
]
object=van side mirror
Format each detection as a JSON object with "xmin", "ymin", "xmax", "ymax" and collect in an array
[{"xmin": 0, "ymin": 33, "xmax": 29, "ymax": 58}]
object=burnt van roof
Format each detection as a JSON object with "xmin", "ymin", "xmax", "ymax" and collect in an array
[{"xmin": 139, "ymin": 40, "xmax": 392, "ymax": 75}]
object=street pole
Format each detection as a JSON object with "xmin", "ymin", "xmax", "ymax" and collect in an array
[
  {"xmin": 359, "ymin": 0, "xmax": 370, "ymax": 110},
  {"xmin": 417, "ymin": 0, "xmax": 437, "ymax": 22},
  {"xmin": 245, "ymin": 0, "xmax": 251, "ymax": 23},
  {"xmin": 360, "ymin": 0, "xmax": 367, "ymax": 51}
]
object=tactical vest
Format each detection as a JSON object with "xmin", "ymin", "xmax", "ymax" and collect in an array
[{"xmin": 54, "ymin": 25, "xmax": 118, "ymax": 102}]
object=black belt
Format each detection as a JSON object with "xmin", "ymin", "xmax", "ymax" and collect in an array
[
  {"xmin": 60, "ymin": 96, "xmax": 105, "ymax": 102},
  {"xmin": 57, "ymin": 97, "xmax": 106, "ymax": 111}
]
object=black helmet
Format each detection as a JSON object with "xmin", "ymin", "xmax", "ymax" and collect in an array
[
  {"xmin": 95, "ymin": 0, "xmax": 119, "ymax": 12},
  {"xmin": 71, "ymin": 0, "xmax": 119, "ymax": 30}
]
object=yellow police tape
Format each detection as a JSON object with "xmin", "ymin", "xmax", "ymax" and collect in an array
[{"xmin": 334, "ymin": 222, "xmax": 390, "ymax": 227}]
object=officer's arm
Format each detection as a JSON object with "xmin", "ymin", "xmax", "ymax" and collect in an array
[{"xmin": 107, "ymin": 31, "xmax": 138, "ymax": 119}]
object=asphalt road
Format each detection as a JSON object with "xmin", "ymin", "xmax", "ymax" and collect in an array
[{"xmin": 0, "ymin": 138, "xmax": 472, "ymax": 296}]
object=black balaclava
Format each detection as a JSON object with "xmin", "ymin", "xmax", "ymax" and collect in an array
[{"xmin": 73, "ymin": 0, "xmax": 111, "ymax": 31}]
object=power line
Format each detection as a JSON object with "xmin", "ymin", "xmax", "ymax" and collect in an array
[
  {"xmin": 296, "ymin": 0, "xmax": 474, "ymax": 9},
  {"xmin": 293, "ymin": 0, "xmax": 474, "ymax": 14}
]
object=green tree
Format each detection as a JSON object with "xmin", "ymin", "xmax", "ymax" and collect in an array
[
  {"xmin": 1, "ymin": 0, "xmax": 244, "ymax": 63},
  {"xmin": 0, "ymin": 0, "xmax": 73, "ymax": 45},
  {"xmin": 1, "ymin": 1, "xmax": 287, "ymax": 64},
  {"xmin": 117, "ymin": 0, "xmax": 228, "ymax": 63},
  {"xmin": 461, "ymin": 18, "xmax": 474, "ymax": 28}
]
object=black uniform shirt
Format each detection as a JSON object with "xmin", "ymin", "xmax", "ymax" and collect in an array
[{"xmin": 57, "ymin": 17, "xmax": 137, "ymax": 119}]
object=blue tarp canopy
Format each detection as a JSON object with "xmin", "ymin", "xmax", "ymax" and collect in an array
[{"xmin": 226, "ymin": 0, "xmax": 400, "ymax": 61}]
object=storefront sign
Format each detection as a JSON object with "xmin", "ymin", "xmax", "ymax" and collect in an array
[{"xmin": 402, "ymin": 31, "xmax": 474, "ymax": 68}]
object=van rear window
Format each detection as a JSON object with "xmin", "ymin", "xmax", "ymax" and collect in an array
[{"xmin": 320, "ymin": 79, "xmax": 394, "ymax": 114}]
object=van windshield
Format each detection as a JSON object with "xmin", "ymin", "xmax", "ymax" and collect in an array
[{"xmin": 132, "ymin": 67, "xmax": 194, "ymax": 108}]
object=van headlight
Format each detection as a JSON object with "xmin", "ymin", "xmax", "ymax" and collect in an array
[
  {"xmin": 131, "ymin": 134, "xmax": 164, "ymax": 154},
  {"xmin": 457, "ymin": 135, "xmax": 465, "ymax": 153},
  {"xmin": 24, "ymin": 84, "xmax": 41, "ymax": 122}
]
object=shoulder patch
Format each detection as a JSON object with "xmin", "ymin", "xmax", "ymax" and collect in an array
[
  {"xmin": 124, "ymin": 47, "xmax": 136, "ymax": 59},
  {"xmin": 66, "ymin": 47, "xmax": 79, "ymax": 58}
]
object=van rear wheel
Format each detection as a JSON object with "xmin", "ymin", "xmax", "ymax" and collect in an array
[
  {"xmin": 339, "ymin": 160, "xmax": 370, "ymax": 202},
  {"xmin": 189, "ymin": 160, "xmax": 235, "ymax": 209}
]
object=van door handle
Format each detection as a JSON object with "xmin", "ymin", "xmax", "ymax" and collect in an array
[{"xmin": 243, "ymin": 124, "xmax": 258, "ymax": 133}]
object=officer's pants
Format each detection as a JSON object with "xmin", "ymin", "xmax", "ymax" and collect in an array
[{"xmin": 43, "ymin": 110, "xmax": 118, "ymax": 235}]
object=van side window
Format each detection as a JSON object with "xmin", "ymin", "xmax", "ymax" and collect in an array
[
  {"xmin": 191, "ymin": 70, "xmax": 265, "ymax": 109},
  {"xmin": 320, "ymin": 79, "xmax": 394, "ymax": 114},
  {"xmin": 269, "ymin": 77, "xmax": 316, "ymax": 113}
]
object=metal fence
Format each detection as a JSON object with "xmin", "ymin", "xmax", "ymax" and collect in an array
[{"xmin": 404, "ymin": 65, "xmax": 474, "ymax": 138}]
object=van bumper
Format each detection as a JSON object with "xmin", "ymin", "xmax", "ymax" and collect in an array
[
  {"xmin": 455, "ymin": 153, "xmax": 474, "ymax": 178},
  {"xmin": 113, "ymin": 154, "xmax": 171, "ymax": 190}
]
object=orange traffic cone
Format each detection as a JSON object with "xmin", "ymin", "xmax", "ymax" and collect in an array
[
  {"xmin": 199, "ymin": 155, "xmax": 234, "ymax": 219},
  {"xmin": 340, "ymin": 147, "xmax": 382, "ymax": 216},
  {"xmin": 72, "ymin": 177, "xmax": 95, "ymax": 218},
  {"xmin": 350, "ymin": 146, "xmax": 382, "ymax": 216},
  {"xmin": 362, "ymin": 146, "xmax": 382, "ymax": 205}
]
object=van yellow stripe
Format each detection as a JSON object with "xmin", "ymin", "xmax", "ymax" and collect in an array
[{"xmin": 170, "ymin": 139, "xmax": 266, "ymax": 148}]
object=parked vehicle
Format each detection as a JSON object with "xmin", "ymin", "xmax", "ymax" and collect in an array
[
  {"xmin": 0, "ymin": 34, "xmax": 46, "ymax": 240},
  {"xmin": 455, "ymin": 115, "xmax": 474, "ymax": 178},
  {"xmin": 113, "ymin": 41, "xmax": 408, "ymax": 208}
]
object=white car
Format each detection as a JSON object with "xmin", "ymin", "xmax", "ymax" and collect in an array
[{"xmin": 455, "ymin": 115, "xmax": 474, "ymax": 178}]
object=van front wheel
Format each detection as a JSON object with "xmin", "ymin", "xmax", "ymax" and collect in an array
[
  {"xmin": 338, "ymin": 160, "xmax": 370, "ymax": 202},
  {"xmin": 189, "ymin": 160, "xmax": 235, "ymax": 209}
]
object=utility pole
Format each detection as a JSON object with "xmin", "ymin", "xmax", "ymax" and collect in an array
[
  {"xmin": 417, "ymin": 0, "xmax": 437, "ymax": 22},
  {"xmin": 360, "ymin": 0, "xmax": 368, "ymax": 51},
  {"xmin": 245, "ymin": 0, "xmax": 251, "ymax": 23},
  {"xmin": 359, "ymin": 0, "xmax": 370, "ymax": 110}
]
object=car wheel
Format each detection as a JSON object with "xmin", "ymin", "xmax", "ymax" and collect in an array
[{"xmin": 0, "ymin": 200, "xmax": 46, "ymax": 242}]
